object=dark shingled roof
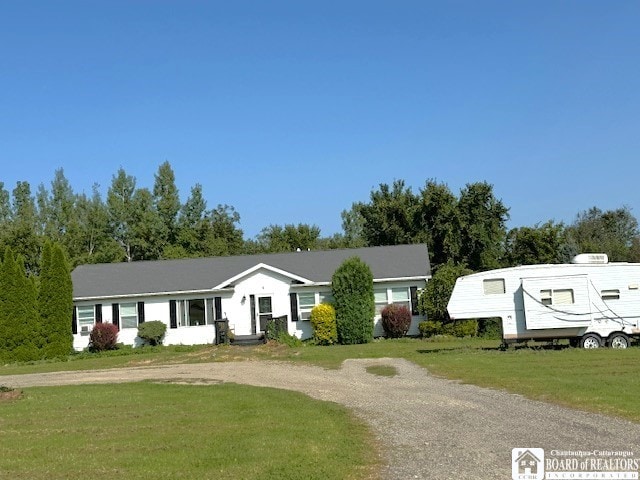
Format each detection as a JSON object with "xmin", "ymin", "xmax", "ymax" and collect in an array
[{"xmin": 72, "ymin": 244, "xmax": 431, "ymax": 300}]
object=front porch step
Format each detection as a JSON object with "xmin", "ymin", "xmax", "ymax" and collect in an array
[{"xmin": 231, "ymin": 334, "xmax": 266, "ymax": 346}]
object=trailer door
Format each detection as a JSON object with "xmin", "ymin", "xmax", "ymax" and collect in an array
[{"xmin": 521, "ymin": 275, "xmax": 592, "ymax": 329}]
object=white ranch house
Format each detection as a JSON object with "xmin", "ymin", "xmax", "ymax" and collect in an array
[{"xmin": 71, "ymin": 244, "xmax": 431, "ymax": 349}]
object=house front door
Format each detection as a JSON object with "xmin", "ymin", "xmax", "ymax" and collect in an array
[{"xmin": 258, "ymin": 296, "xmax": 273, "ymax": 332}]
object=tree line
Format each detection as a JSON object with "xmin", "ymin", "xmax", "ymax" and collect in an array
[{"xmin": 1, "ymin": 162, "xmax": 638, "ymax": 276}]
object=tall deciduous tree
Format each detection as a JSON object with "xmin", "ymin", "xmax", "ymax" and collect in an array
[
  {"xmin": 208, "ymin": 204, "xmax": 244, "ymax": 256},
  {"xmin": 457, "ymin": 182, "xmax": 509, "ymax": 271},
  {"xmin": 567, "ymin": 206, "xmax": 639, "ymax": 262},
  {"xmin": 357, "ymin": 180, "xmax": 422, "ymax": 246},
  {"xmin": 340, "ymin": 205, "xmax": 367, "ymax": 248},
  {"xmin": 170, "ymin": 183, "xmax": 210, "ymax": 258},
  {"xmin": 418, "ymin": 180, "xmax": 460, "ymax": 268},
  {"xmin": 0, "ymin": 182, "xmax": 10, "ymax": 225},
  {"xmin": 6, "ymin": 181, "xmax": 41, "ymax": 274},
  {"xmin": 331, "ymin": 256, "xmax": 375, "ymax": 344},
  {"xmin": 107, "ymin": 168, "xmax": 137, "ymax": 262},
  {"xmin": 256, "ymin": 223, "xmax": 321, "ymax": 253},
  {"xmin": 503, "ymin": 221, "xmax": 566, "ymax": 266},
  {"xmin": 130, "ymin": 188, "xmax": 165, "ymax": 260},
  {"xmin": 72, "ymin": 185, "xmax": 123, "ymax": 265},
  {"xmin": 153, "ymin": 161, "xmax": 180, "ymax": 251}
]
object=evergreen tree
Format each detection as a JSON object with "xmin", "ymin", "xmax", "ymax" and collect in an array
[
  {"xmin": 331, "ymin": 256, "xmax": 375, "ymax": 344},
  {"xmin": 39, "ymin": 241, "xmax": 73, "ymax": 358},
  {"xmin": 0, "ymin": 247, "xmax": 40, "ymax": 362}
]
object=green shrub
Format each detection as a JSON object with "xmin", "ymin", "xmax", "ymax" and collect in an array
[
  {"xmin": 443, "ymin": 320, "xmax": 478, "ymax": 337},
  {"xmin": 266, "ymin": 317, "xmax": 287, "ymax": 341},
  {"xmin": 418, "ymin": 262, "xmax": 473, "ymax": 322},
  {"xmin": 418, "ymin": 320, "xmax": 443, "ymax": 338},
  {"xmin": 332, "ymin": 257, "xmax": 375, "ymax": 345},
  {"xmin": 310, "ymin": 303, "xmax": 337, "ymax": 345},
  {"xmin": 478, "ymin": 317, "xmax": 502, "ymax": 339},
  {"xmin": 89, "ymin": 323, "xmax": 119, "ymax": 352},
  {"xmin": 381, "ymin": 304, "xmax": 412, "ymax": 338},
  {"xmin": 137, "ymin": 321, "xmax": 167, "ymax": 346},
  {"xmin": 419, "ymin": 319, "xmax": 478, "ymax": 338},
  {"xmin": 276, "ymin": 331, "xmax": 303, "ymax": 347}
]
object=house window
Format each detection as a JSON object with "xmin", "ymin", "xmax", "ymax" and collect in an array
[
  {"xmin": 374, "ymin": 289, "xmax": 388, "ymax": 316},
  {"xmin": 120, "ymin": 303, "xmax": 138, "ymax": 329},
  {"xmin": 391, "ymin": 288, "xmax": 410, "ymax": 310},
  {"xmin": 540, "ymin": 289, "xmax": 574, "ymax": 306},
  {"xmin": 298, "ymin": 292, "xmax": 315, "ymax": 321},
  {"xmin": 601, "ymin": 289, "xmax": 620, "ymax": 301},
  {"xmin": 483, "ymin": 279, "xmax": 505, "ymax": 295},
  {"xmin": 77, "ymin": 306, "xmax": 95, "ymax": 335},
  {"xmin": 178, "ymin": 299, "xmax": 214, "ymax": 327}
]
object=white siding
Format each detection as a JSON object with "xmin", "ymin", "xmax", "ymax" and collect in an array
[{"xmin": 73, "ymin": 270, "xmax": 428, "ymax": 350}]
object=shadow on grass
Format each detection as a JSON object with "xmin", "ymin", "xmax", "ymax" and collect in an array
[{"xmin": 416, "ymin": 342, "xmax": 572, "ymax": 355}]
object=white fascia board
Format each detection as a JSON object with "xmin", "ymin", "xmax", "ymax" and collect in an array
[
  {"xmin": 212, "ymin": 263, "xmax": 312, "ymax": 289},
  {"xmin": 289, "ymin": 276, "xmax": 430, "ymax": 291},
  {"xmin": 373, "ymin": 276, "xmax": 430, "ymax": 283},
  {"xmin": 74, "ymin": 287, "xmax": 235, "ymax": 303}
]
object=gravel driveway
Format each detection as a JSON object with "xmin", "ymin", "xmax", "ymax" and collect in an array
[{"xmin": 3, "ymin": 359, "xmax": 640, "ymax": 479}]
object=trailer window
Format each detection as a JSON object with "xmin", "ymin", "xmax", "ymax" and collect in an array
[
  {"xmin": 601, "ymin": 289, "xmax": 620, "ymax": 301},
  {"xmin": 540, "ymin": 289, "xmax": 574, "ymax": 305},
  {"xmin": 540, "ymin": 290, "xmax": 552, "ymax": 306},
  {"xmin": 483, "ymin": 279, "xmax": 505, "ymax": 295},
  {"xmin": 554, "ymin": 289, "xmax": 574, "ymax": 305}
]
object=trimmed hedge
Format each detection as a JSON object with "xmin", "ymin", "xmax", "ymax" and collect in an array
[
  {"xmin": 418, "ymin": 319, "xmax": 478, "ymax": 338},
  {"xmin": 332, "ymin": 257, "xmax": 375, "ymax": 345},
  {"xmin": 310, "ymin": 303, "xmax": 337, "ymax": 345},
  {"xmin": 137, "ymin": 321, "xmax": 167, "ymax": 346}
]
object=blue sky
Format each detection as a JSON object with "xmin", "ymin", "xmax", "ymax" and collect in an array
[{"xmin": 2, "ymin": 1, "xmax": 639, "ymax": 239}]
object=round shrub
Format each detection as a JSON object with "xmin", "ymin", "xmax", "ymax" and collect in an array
[
  {"xmin": 380, "ymin": 304, "xmax": 412, "ymax": 338},
  {"xmin": 137, "ymin": 321, "xmax": 167, "ymax": 346},
  {"xmin": 310, "ymin": 303, "xmax": 337, "ymax": 345},
  {"xmin": 89, "ymin": 323, "xmax": 119, "ymax": 352}
]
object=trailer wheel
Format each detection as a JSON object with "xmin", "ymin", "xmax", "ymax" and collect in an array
[
  {"xmin": 608, "ymin": 333, "xmax": 629, "ymax": 349},
  {"xmin": 580, "ymin": 334, "xmax": 602, "ymax": 349}
]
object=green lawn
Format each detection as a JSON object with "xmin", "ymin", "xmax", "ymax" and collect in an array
[
  {"xmin": 2, "ymin": 338, "xmax": 640, "ymax": 422},
  {"xmin": 0, "ymin": 382, "xmax": 378, "ymax": 480}
]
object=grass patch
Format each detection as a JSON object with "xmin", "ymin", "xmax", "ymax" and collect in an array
[
  {"xmin": 0, "ymin": 382, "xmax": 378, "ymax": 480},
  {"xmin": 365, "ymin": 365, "xmax": 398, "ymax": 377},
  {"xmin": 2, "ymin": 338, "xmax": 640, "ymax": 423},
  {"xmin": 415, "ymin": 345, "xmax": 640, "ymax": 422}
]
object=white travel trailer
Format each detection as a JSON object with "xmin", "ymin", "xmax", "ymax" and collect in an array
[{"xmin": 447, "ymin": 254, "xmax": 640, "ymax": 349}]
